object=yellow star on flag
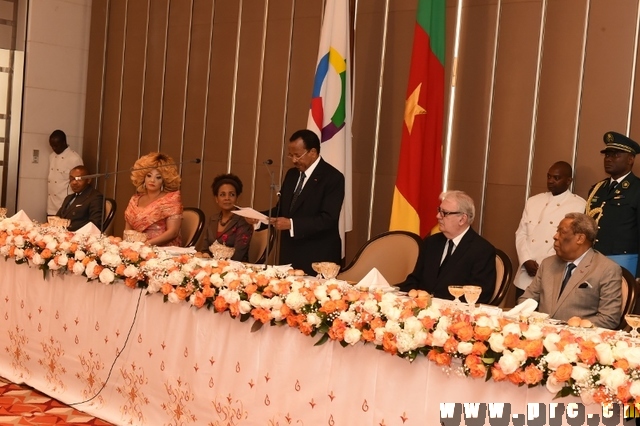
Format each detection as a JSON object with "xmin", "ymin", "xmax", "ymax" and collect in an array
[{"xmin": 404, "ymin": 83, "xmax": 426, "ymax": 134}]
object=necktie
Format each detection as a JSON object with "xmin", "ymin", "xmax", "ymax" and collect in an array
[
  {"xmin": 558, "ymin": 263, "xmax": 576, "ymax": 297},
  {"xmin": 290, "ymin": 171, "xmax": 306, "ymax": 208},
  {"xmin": 608, "ymin": 180, "xmax": 618, "ymax": 195},
  {"xmin": 438, "ymin": 240, "xmax": 454, "ymax": 275},
  {"xmin": 64, "ymin": 194, "xmax": 77, "ymax": 214}
]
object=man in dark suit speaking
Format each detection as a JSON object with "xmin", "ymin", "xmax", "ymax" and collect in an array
[
  {"xmin": 268, "ymin": 129, "xmax": 345, "ymax": 275},
  {"xmin": 56, "ymin": 165, "xmax": 104, "ymax": 232},
  {"xmin": 398, "ymin": 190, "xmax": 496, "ymax": 304}
]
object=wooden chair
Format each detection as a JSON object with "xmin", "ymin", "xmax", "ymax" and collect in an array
[
  {"xmin": 247, "ymin": 227, "xmax": 274, "ymax": 264},
  {"xmin": 103, "ymin": 198, "xmax": 116, "ymax": 235},
  {"xmin": 337, "ymin": 230, "xmax": 422, "ymax": 284},
  {"xmin": 620, "ymin": 267, "xmax": 638, "ymax": 330},
  {"xmin": 488, "ymin": 248, "xmax": 513, "ymax": 306},
  {"xmin": 181, "ymin": 207, "xmax": 205, "ymax": 248}
]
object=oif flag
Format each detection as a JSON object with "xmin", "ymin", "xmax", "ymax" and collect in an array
[
  {"xmin": 307, "ymin": 0, "xmax": 353, "ymax": 256},
  {"xmin": 389, "ymin": 0, "xmax": 445, "ymax": 237}
]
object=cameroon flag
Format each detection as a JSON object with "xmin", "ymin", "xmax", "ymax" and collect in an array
[{"xmin": 389, "ymin": 0, "xmax": 445, "ymax": 238}]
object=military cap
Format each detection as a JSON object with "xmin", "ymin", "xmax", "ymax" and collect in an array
[{"xmin": 601, "ymin": 131, "xmax": 640, "ymax": 155}]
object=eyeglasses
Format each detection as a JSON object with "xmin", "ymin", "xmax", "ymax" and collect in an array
[
  {"xmin": 437, "ymin": 207, "xmax": 463, "ymax": 217},
  {"xmin": 287, "ymin": 150, "xmax": 308, "ymax": 161}
]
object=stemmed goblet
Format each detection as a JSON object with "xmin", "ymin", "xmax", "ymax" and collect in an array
[
  {"xmin": 448, "ymin": 285, "xmax": 464, "ymax": 304},
  {"xmin": 625, "ymin": 314, "xmax": 640, "ymax": 340},
  {"xmin": 463, "ymin": 285, "xmax": 482, "ymax": 310}
]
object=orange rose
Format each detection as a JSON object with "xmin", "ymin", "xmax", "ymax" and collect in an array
[
  {"xmin": 421, "ymin": 317, "xmax": 436, "ymax": 330},
  {"xmin": 251, "ymin": 307, "xmax": 271, "ymax": 323},
  {"xmin": 174, "ymin": 287, "xmax": 188, "ymax": 301},
  {"xmin": 443, "ymin": 336, "xmax": 459, "ymax": 354},
  {"xmin": 298, "ymin": 322, "xmax": 313, "ymax": 335},
  {"xmin": 161, "ymin": 283, "xmax": 173, "ymax": 295},
  {"xmin": 67, "ymin": 258, "xmax": 75, "ymax": 270},
  {"xmin": 228, "ymin": 280, "xmax": 241, "ymax": 290},
  {"xmin": 92, "ymin": 264, "xmax": 104, "ymax": 276},
  {"xmin": 522, "ymin": 339, "xmax": 543, "ymax": 358},
  {"xmin": 473, "ymin": 326, "xmax": 493, "ymax": 341},
  {"xmin": 617, "ymin": 385, "xmax": 632, "ymax": 403},
  {"xmin": 578, "ymin": 346, "xmax": 597, "ymax": 365},
  {"xmin": 229, "ymin": 302, "xmax": 240, "ymax": 317},
  {"xmin": 503, "ymin": 333, "xmax": 521, "ymax": 349},
  {"xmin": 555, "ymin": 364, "xmax": 573, "ymax": 382},
  {"xmin": 213, "ymin": 295, "xmax": 228, "ymax": 312},
  {"xmin": 40, "ymin": 248, "xmax": 52, "ymax": 259},
  {"xmin": 382, "ymin": 332, "xmax": 397, "ymax": 355},
  {"xmin": 329, "ymin": 319, "xmax": 347, "ymax": 341},
  {"xmin": 507, "ymin": 370, "xmax": 525, "ymax": 385},
  {"xmin": 370, "ymin": 317, "xmax": 386, "ymax": 330},
  {"xmin": 615, "ymin": 359, "xmax": 630, "ymax": 371},
  {"xmin": 202, "ymin": 285, "xmax": 214, "ymax": 298},
  {"xmin": 361, "ymin": 329, "xmax": 375, "ymax": 342},
  {"xmin": 471, "ymin": 341, "xmax": 488, "ymax": 356},
  {"xmin": 434, "ymin": 352, "xmax": 452, "ymax": 366},
  {"xmin": 115, "ymin": 264, "xmax": 126, "ymax": 276},
  {"xmin": 125, "ymin": 277, "xmax": 138, "ymax": 289},
  {"xmin": 524, "ymin": 364, "xmax": 543, "ymax": 385},
  {"xmin": 491, "ymin": 365, "xmax": 507, "ymax": 382},
  {"xmin": 192, "ymin": 291, "xmax": 206, "ymax": 308}
]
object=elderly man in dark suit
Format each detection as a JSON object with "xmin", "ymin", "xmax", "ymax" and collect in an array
[
  {"xmin": 518, "ymin": 212, "xmax": 622, "ymax": 329},
  {"xmin": 398, "ymin": 190, "xmax": 496, "ymax": 304},
  {"xmin": 56, "ymin": 165, "xmax": 104, "ymax": 232},
  {"xmin": 268, "ymin": 129, "xmax": 344, "ymax": 275}
]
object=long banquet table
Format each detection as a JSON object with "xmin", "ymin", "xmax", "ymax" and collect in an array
[{"xmin": 0, "ymin": 260, "xmax": 617, "ymax": 425}]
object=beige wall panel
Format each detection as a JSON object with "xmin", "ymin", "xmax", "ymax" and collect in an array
[
  {"xmin": 181, "ymin": 0, "xmax": 215, "ymax": 208},
  {"xmin": 574, "ymin": 0, "xmax": 638, "ymax": 197},
  {"xmin": 447, "ymin": 3, "xmax": 497, "ymax": 199},
  {"xmin": 158, "ymin": 1, "xmax": 191, "ymax": 163},
  {"xmin": 482, "ymin": 2, "xmax": 541, "ymax": 264},
  {"xmin": 139, "ymin": 0, "xmax": 169, "ymax": 154},
  {"xmin": 369, "ymin": 8, "xmax": 415, "ymax": 240},
  {"xmin": 97, "ymin": 0, "xmax": 126, "ymax": 211},
  {"xmin": 529, "ymin": 0, "xmax": 587, "ymax": 197},
  {"xmin": 84, "ymin": 0, "xmax": 108, "ymax": 171},
  {"xmin": 111, "ymin": 0, "xmax": 151, "ymax": 224},
  {"xmin": 283, "ymin": 1, "xmax": 321, "ymax": 138},
  {"xmin": 253, "ymin": 1, "xmax": 295, "ymax": 211}
]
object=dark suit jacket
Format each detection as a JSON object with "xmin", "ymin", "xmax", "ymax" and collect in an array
[
  {"xmin": 587, "ymin": 172, "xmax": 640, "ymax": 276},
  {"xmin": 56, "ymin": 187, "xmax": 104, "ymax": 232},
  {"xmin": 199, "ymin": 213, "xmax": 253, "ymax": 262},
  {"xmin": 270, "ymin": 158, "xmax": 344, "ymax": 275},
  {"xmin": 398, "ymin": 228, "xmax": 496, "ymax": 304},
  {"xmin": 518, "ymin": 250, "xmax": 622, "ymax": 329}
]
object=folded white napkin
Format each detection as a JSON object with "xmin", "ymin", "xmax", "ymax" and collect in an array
[
  {"xmin": 75, "ymin": 222, "xmax": 102, "ymax": 236},
  {"xmin": 157, "ymin": 246, "xmax": 197, "ymax": 255},
  {"xmin": 9, "ymin": 210, "xmax": 31, "ymax": 223},
  {"xmin": 505, "ymin": 298, "xmax": 538, "ymax": 317},
  {"xmin": 356, "ymin": 267, "xmax": 390, "ymax": 289}
]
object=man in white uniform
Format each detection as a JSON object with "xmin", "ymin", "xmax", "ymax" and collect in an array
[
  {"xmin": 47, "ymin": 129, "xmax": 83, "ymax": 216},
  {"xmin": 514, "ymin": 161, "xmax": 586, "ymax": 298}
]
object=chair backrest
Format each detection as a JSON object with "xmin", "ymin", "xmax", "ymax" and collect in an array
[
  {"xmin": 181, "ymin": 207, "xmax": 205, "ymax": 248},
  {"xmin": 337, "ymin": 230, "xmax": 422, "ymax": 284},
  {"xmin": 620, "ymin": 266, "xmax": 637, "ymax": 329},
  {"xmin": 103, "ymin": 198, "xmax": 117, "ymax": 235},
  {"xmin": 488, "ymin": 248, "xmax": 513, "ymax": 306},
  {"xmin": 248, "ymin": 228, "xmax": 274, "ymax": 264}
]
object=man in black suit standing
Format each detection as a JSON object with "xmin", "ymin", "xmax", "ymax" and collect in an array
[
  {"xmin": 56, "ymin": 165, "xmax": 104, "ymax": 232},
  {"xmin": 398, "ymin": 190, "xmax": 496, "ymax": 304},
  {"xmin": 269, "ymin": 129, "xmax": 345, "ymax": 275}
]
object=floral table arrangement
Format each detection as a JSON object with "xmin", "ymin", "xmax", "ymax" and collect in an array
[{"xmin": 1, "ymin": 216, "xmax": 639, "ymax": 406}]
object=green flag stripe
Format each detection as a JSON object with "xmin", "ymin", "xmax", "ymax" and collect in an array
[{"xmin": 416, "ymin": 0, "xmax": 445, "ymax": 65}]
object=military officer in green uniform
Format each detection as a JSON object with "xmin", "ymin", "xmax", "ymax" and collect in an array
[{"xmin": 586, "ymin": 131, "xmax": 640, "ymax": 277}]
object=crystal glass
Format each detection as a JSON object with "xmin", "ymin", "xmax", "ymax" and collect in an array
[
  {"xmin": 625, "ymin": 314, "xmax": 640, "ymax": 338},
  {"xmin": 0, "ymin": 207, "xmax": 7, "ymax": 218},
  {"xmin": 448, "ymin": 285, "xmax": 464, "ymax": 303},
  {"xmin": 463, "ymin": 285, "xmax": 482, "ymax": 309},
  {"xmin": 209, "ymin": 241, "xmax": 235, "ymax": 260},
  {"xmin": 312, "ymin": 262, "xmax": 340, "ymax": 279},
  {"xmin": 124, "ymin": 230, "xmax": 148, "ymax": 243}
]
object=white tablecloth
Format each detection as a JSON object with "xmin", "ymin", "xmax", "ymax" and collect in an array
[{"xmin": 0, "ymin": 260, "xmax": 614, "ymax": 425}]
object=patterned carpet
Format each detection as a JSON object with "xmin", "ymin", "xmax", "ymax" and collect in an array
[{"xmin": 0, "ymin": 377, "xmax": 112, "ymax": 425}]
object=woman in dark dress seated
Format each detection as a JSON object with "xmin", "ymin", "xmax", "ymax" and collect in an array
[{"xmin": 199, "ymin": 173, "xmax": 253, "ymax": 261}]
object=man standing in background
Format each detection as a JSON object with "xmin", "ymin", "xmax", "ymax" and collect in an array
[
  {"xmin": 586, "ymin": 131, "xmax": 640, "ymax": 277},
  {"xmin": 48, "ymin": 129, "xmax": 83, "ymax": 216},
  {"xmin": 514, "ymin": 161, "xmax": 586, "ymax": 298}
]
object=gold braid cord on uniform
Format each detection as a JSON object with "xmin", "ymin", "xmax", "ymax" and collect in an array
[{"xmin": 585, "ymin": 180, "xmax": 607, "ymax": 224}]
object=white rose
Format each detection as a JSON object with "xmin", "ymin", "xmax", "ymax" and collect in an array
[
  {"xmin": 512, "ymin": 348, "xmax": 527, "ymax": 363},
  {"xmin": 562, "ymin": 343, "xmax": 580, "ymax": 363},
  {"xmin": 431, "ymin": 329, "xmax": 449, "ymax": 347},
  {"xmin": 249, "ymin": 293, "xmax": 263, "ymax": 307},
  {"xmin": 498, "ymin": 351, "xmax": 520, "ymax": 375},
  {"xmin": 543, "ymin": 333, "xmax": 561, "ymax": 353},
  {"xmin": 630, "ymin": 380, "xmax": 640, "ymax": 399},
  {"xmin": 344, "ymin": 328, "xmax": 362, "ymax": 345},
  {"xmin": 167, "ymin": 292, "xmax": 180, "ymax": 304},
  {"xmin": 99, "ymin": 268, "xmax": 115, "ymax": 284},
  {"xmin": 599, "ymin": 367, "xmax": 626, "ymax": 391},
  {"xmin": 31, "ymin": 253, "xmax": 43, "ymax": 265},
  {"xmin": 14, "ymin": 248, "xmax": 24, "ymax": 260},
  {"xmin": 72, "ymin": 262, "xmax": 85, "ymax": 275},
  {"xmin": 285, "ymin": 292, "xmax": 307, "ymax": 310},
  {"xmin": 436, "ymin": 316, "xmax": 450, "ymax": 331},
  {"xmin": 595, "ymin": 343, "xmax": 614, "ymax": 366},
  {"xmin": 338, "ymin": 311, "xmax": 356, "ymax": 324},
  {"xmin": 329, "ymin": 289, "xmax": 342, "ymax": 300},
  {"xmin": 475, "ymin": 315, "xmax": 493, "ymax": 328},
  {"xmin": 545, "ymin": 374, "xmax": 565, "ymax": 394},
  {"xmin": 417, "ymin": 306, "xmax": 441, "ymax": 320},
  {"xmin": 625, "ymin": 347, "xmax": 640, "ymax": 368},
  {"xmin": 271, "ymin": 309, "xmax": 284, "ymax": 321},
  {"xmin": 210, "ymin": 273, "xmax": 223, "ymax": 287},
  {"xmin": 384, "ymin": 320, "xmax": 402, "ymax": 334},
  {"xmin": 363, "ymin": 299, "xmax": 379, "ymax": 315},
  {"xmin": 457, "ymin": 342, "xmax": 473, "ymax": 355},
  {"xmin": 85, "ymin": 260, "xmax": 98, "ymax": 278},
  {"xmin": 522, "ymin": 324, "xmax": 543, "ymax": 340},
  {"xmin": 57, "ymin": 254, "xmax": 68, "ymax": 266},
  {"xmin": 239, "ymin": 300, "xmax": 252, "ymax": 315},
  {"xmin": 13, "ymin": 235, "xmax": 24, "ymax": 247},
  {"xmin": 306, "ymin": 312, "xmax": 321, "ymax": 326},
  {"xmin": 124, "ymin": 265, "xmax": 139, "ymax": 278},
  {"xmin": 220, "ymin": 289, "xmax": 240, "ymax": 304},
  {"xmin": 570, "ymin": 365, "xmax": 591, "ymax": 384},
  {"xmin": 382, "ymin": 307, "xmax": 401, "ymax": 322},
  {"xmin": 403, "ymin": 317, "xmax": 423, "ymax": 334},
  {"xmin": 314, "ymin": 286, "xmax": 328, "ymax": 302},
  {"xmin": 545, "ymin": 351, "xmax": 569, "ymax": 370},
  {"xmin": 47, "ymin": 259, "xmax": 60, "ymax": 270},
  {"xmin": 488, "ymin": 333, "xmax": 505, "ymax": 353},
  {"xmin": 501, "ymin": 322, "xmax": 521, "ymax": 336}
]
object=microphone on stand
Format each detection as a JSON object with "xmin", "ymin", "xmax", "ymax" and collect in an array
[{"xmin": 263, "ymin": 159, "xmax": 279, "ymax": 266}]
